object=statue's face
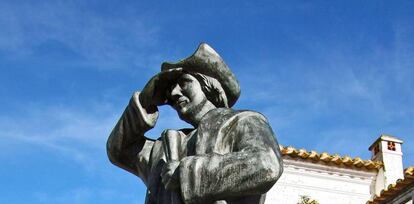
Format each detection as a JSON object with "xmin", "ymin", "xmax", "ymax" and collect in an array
[{"xmin": 168, "ymin": 74, "xmax": 208, "ymax": 122}]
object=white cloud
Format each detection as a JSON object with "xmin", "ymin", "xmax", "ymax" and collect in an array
[
  {"xmin": 0, "ymin": 99, "xmax": 184, "ymax": 204},
  {"xmin": 0, "ymin": 103, "xmax": 115, "ymax": 171},
  {"xmin": 233, "ymin": 30, "xmax": 414, "ymax": 163},
  {"xmin": 0, "ymin": 99, "xmax": 188, "ymax": 173},
  {"xmin": 0, "ymin": 1, "xmax": 161, "ymax": 69}
]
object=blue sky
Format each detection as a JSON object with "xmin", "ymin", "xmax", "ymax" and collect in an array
[{"xmin": 1, "ymin": 1, "xmax": 414, "ymax": 203}]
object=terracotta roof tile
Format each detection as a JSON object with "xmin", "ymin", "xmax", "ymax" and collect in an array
[
  {"xmin": 366, "ymin": 167, "xmax": 414, "ymax": 204},
  {"xmin": 279, "ymin": 145, "xmax": 382, "ymax": 170}
]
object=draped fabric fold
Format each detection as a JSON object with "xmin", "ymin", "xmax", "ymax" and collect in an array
[{"xmin": 107, "ymin": 92, "xmax": 283, "ymax": 204}]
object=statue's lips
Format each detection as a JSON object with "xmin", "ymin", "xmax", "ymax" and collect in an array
[{"xmin": 174, "ymin": 98, "xmax": 188, "ymax": 108}]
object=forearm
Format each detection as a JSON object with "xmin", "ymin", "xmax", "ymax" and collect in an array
[{"xmin": 107, "ymin": 91, "xmax": 159, "ymax": 174}]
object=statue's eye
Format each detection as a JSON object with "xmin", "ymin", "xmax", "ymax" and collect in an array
[
  {"xmin": 178, "ymin": 78, "xmax": 192, "ymax": 89},
  {"xmin": 166, "ymin": 83, "xmax": 177, "ymax": 96},
  {"xmin": 179, "ymin": 81, "xmax": 189, "ymax": 88}
]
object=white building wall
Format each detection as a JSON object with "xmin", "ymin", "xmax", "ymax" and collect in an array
[{"xmin": 265, "ymin": 159, "xmax": 377, "ymax": 204}]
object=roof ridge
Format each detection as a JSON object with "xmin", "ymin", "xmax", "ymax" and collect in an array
[{"xmin": 279, "ymin": 145, "xmax": 382, "ymax": 170}]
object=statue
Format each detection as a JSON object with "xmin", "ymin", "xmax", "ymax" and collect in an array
[{"xmin": 107, "ymin": 43, "xmax": 283, "ymax": 204}]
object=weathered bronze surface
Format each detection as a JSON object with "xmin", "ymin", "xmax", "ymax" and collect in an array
[{"xmin": 107, "ymin": 43, "xmax": 283, "ymax": 204}]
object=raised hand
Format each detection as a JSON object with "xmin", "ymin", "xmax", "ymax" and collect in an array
[{"xmin": 139, "ymin": 68, "xmax": 183, "ymax": 108}]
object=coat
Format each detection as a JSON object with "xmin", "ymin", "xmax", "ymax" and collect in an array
[{"xmin": 107, "ymin": 92, "xmax": 283, "ymax": 204}]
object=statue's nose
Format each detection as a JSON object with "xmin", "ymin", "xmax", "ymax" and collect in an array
[{"xmin": 170, "ymin": 84, "xmax": 183, "ymax": 98}]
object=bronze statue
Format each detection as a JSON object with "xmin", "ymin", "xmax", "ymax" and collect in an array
[{"xmin": 107, "ymin": 43, "xmax": 283, "ymax": 204}]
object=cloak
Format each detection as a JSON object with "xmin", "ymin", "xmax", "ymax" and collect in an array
[{"xmin": 107, "ymin": 92, "xmax": 283, "ymax": 204}]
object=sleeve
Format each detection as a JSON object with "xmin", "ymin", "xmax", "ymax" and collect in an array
[
  {"xmin": 106, "ymin": 91, "xmax": 159, "ymax": 185},
  {"xmin": 178, "ymin": 112, "xmax": 283, "ymax": 204}
]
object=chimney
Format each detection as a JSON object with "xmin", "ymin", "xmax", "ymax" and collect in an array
[{"xmin": 369, "ymin": 134, "xmax": 404, "ymax": 195}]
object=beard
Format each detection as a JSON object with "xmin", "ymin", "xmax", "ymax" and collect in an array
[{"xmin": 177, "ymin": 97, "xmax": 208, "ymax": 126}]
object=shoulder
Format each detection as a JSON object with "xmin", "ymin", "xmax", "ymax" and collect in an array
[{"xmin": 203, "ymin": 108, "xmax": 269, "ymax": 124}]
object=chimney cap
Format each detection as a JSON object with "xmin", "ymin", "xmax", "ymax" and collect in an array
[{"xmin": 368, "ymin": 134, "xmax": 403, "ymax": 151}]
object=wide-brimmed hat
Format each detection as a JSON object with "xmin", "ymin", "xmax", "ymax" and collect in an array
[{"xmin": 161, "ymin": 43, "xmax": 240, "ymax": 107}]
